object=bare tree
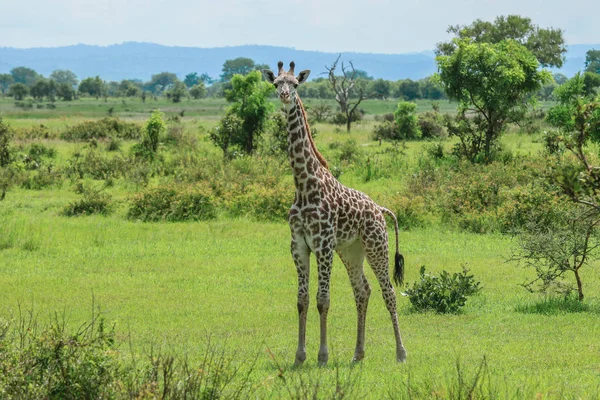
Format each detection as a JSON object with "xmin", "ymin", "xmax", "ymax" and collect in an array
[{"xmin": 325, "ymin": 54, "xmax": 371, "ymax": 132}]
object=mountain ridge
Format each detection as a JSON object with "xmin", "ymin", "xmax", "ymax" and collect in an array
[{"xmin": 0, "ymin": 42, "xmax": 596, "ymax": 82}]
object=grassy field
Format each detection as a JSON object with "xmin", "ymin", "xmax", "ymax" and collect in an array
[{"xmin": 1, "ymin": 96, "xmax": 600, "ymax": 398}]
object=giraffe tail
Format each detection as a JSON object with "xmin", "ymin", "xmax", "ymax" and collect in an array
[{"xmin": 380, "ymin": 207, "xmax": 404, "ymax": 286}]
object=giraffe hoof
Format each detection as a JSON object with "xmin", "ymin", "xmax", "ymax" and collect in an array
[
  {"xmin": 318, "ymin": 353, "xmax": 329, "ymax": 366},
  {"xmin": 352, "ymin": 351, "xmax": 365, "ymax": 362},
  {"xmin": 295, "ymin": 351, "xmax": 306, "ymax": 366},
  {"xmin": 396, "ymin": 348, "xmax": 407, "ymax": 363}
]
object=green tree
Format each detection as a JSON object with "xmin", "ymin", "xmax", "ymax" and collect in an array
[
  {"xmin": 56, "ymin": 82, "xmax": 75, "ymax": 101},
  {"xmin": 436, "ymin": 15, "xmax": 566, "ymax": 68},
  {"xmin": 146, "ymin": 72, "xmax": 178, "ymax": 94},
  {"xmin": 220, "ymin": 57, "xmax": 255, "ymax": 82},
  {"xmin": 10, "ymin": 66, "xmax": 40, "ymax": 86},
  {"xmin": 117, "ymin": 80, "xmax": 141, "ymax": 97},
  {"xmin": 211, "ymin": 70, "xmax": 275, "ymax": 156},
  {"xmin": 189, "ymin": 83, "xmax": 206, "ymax": 99},
  {"xmin": 583, "ymin": 72, "xmax": 600, "ymax": 97},
  {"xmin": 143, "ymin": 110, "xmax": 167, "ymax": 153},
  {"xmin": 437, "ymin": 39, "xmax": 550, "ymax": 162},
  {"xmin": 0, "ymin": 74, "xmax": 14, "ymax": 94},
  {"xmin": 585, "ymin": 49, "xmax": 600, "ymax": 74},
  {"xmin": 370, "ymin": 79, "xmax": 391, "ymax": 99},
  {"xmin": 553, "ymin": 73, "xmax": 568, "ymax": 85},
  {"xmin": 165, "ymin": 81, "xmax": 187, "ymax": 103},
  {"xmin": 184, "ymin": 72, "xmax": 199, "ymax": 88},
  {"xmin": 394, "ymin": 101, "xmax": 421, "ymax": 139},
  {"xmin": 8, "ymin": 83, "xmax": 28, "ymax": 100},
  {"xmin": 49, "ymin": 69, "xmax": 78, "ymax": 87},
  {"xmin": 396, "ymin": 79, "xmax": 421, "ymax": 100},
  {"xmin": 0, "ymin": 117, "xmax": 11, "ymax": 167},
  {"xmin": 79, "ymin": 76, "xmax": 105, "ymax": 98},
  {"xmin": 30, "ymin": 79, "xmax": 56, "ymax": 101},
  {"xmin": 199, "ymin": 73, "xmax": 214, "ymax": 85}
]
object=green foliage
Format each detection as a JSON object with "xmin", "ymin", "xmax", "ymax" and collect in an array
[
  {"xmin": 437, "ymin": 39, "xmax": 550, "ymax": 162},
  {"xmin": 78, "ymin": 76, "xmax": 105, "ymax": 98},
  {"xmin": 165, "ymin": 81, "xmax": 187, "ymax": 103},
  {"xmin": 436, "ymin": 15, "xmax": 566, "ymax": 68},
  {"xmin": 128, "ymin": 184, "xmax": 216, "ymax": 222},
  {"xmin": 585, "ymin": 49, "xmax": 600, "ymax": 74},
  {"xmin": 403, "ymin": 266, "xmax": 482, "ymax": 313},
  {"xmin": 61, "ymin": 184, "xmax": 113, "ymax": 216},
  {"xmin": 49, "ymin": 69, "xmax": 78, "ymax": 87},
  {"xmin": 511, "ymin": 206, "xmax": 600, "ymax": 301},
  {"xmin": 212, "ymin": 70, "xmax": 275, "ymax": 156},
  {"xmin": 0, "ymin": 313, "xmax": 121, "ymax": 399},
  {"xmin": 0, "ymin": 74, "xmax": 14, "ymax": 94},
  {"xmin": 394, "ymin": 101, "xmax": 421, "ymax": 139},
  {"xmin": 189, "ymin": 82, "xmax": 206, "ymax": 99},
  {"xmin": 220, "ymin": 57, "xmax": 256, "ymax": 82},
  {"xmin": 8, "ymin": 83, "xmax": 28, "ymax": 100},
  {"xmin": 62, "ymin": 117, "xmax": 141, "ymax": 141},
  {"xmin": 9, "ymin": 66, "xmax": 40, "ymax": 86},
  {"xmin": 0, "ymin": 118, "xmax": 11, "ymax": 168},
  {"xmin": 144, "ymin": 110, "xmax": 167, "ymax": 150},
  {"xmin": 145, "ymin": 72, "xmax": 178, "ymax": 94}
]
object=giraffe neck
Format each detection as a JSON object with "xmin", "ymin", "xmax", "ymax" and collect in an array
[{"xmin": 285, "ymin": 93, "xmax": 328, "ymax": 191}]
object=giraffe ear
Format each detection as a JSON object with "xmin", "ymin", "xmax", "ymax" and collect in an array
[
  {"xmin": 297, "ymin": 70, "xmax": 310, "ymax": 84},
  {"xmin": 262, "ymin": 70, "xmax": 276, "ymax": 84}
]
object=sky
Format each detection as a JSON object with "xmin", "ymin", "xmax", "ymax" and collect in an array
[{"xmin": 1, "ymin": 0, "xmax": 598, "ymax": 54}]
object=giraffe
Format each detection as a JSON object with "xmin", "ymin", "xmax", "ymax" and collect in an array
[{"xmin": 262, "ymin": 61, "xmax": 407, "ymax": 365}]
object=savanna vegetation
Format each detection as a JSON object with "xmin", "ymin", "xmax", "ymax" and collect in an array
[{"xmin": 1, "ymin": 14, "xmax": 600, "ymax": 399}]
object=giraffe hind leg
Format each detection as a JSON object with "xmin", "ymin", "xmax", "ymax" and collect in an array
[
  {"xmin": 337, "ymin": 240, "xmax": 371, "ymax": 362},
  {"xmin": 363, "ymin": 227, "xmax": 407, "ymax": 363}
]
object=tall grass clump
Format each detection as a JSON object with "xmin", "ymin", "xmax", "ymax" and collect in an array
[{"xmin": 61, "ymin": 118, "xmax": 141, "ymax": 141}]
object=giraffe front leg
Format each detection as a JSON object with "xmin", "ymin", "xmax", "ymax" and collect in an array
[
  {"xmin": 315, "ymin": 245, "xmax": 334, "ymax": 366},
  {"xmin": 291, "ymin": 236, "xmax": 310, "ymax": 366}
]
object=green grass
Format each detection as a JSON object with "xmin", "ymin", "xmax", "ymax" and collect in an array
[
  {"xmin": 2, "ymin": 95, "xmax": 597, "ymax": 397},
  {"xmin": 1, "ymin": 188, "xmax": 600, "ymax": 397}
]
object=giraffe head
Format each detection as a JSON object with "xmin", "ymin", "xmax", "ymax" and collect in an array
[{"xmin": 262, "ymin": 61, "xmax": 310, "ymax": 104}]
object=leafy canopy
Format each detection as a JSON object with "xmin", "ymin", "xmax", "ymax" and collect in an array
[{"xmin": 436, "ymin": 15, "xmax": 566, "ymax": 68}]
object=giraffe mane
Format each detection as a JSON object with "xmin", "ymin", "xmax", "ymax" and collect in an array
[{"xmin": 295, "ymin": 95, "xmax": 329, "ymax": 170}]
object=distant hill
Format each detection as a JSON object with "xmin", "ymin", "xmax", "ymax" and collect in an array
[{"xmin": 0, "ymin": 42, "xmax": 597, "ymax": 82}]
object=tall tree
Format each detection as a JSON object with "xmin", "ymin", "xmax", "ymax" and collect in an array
[
  {"xmin": 211, "ymin": 70, "xmax": 274, "ymax": 156},
  {"xmin": 436, "ymin": 15, "xmax": 566, "ymax": 68},
  {"xmin": 0, "ymin": 74, "xmax": 14, "ymax": 94},
  {"xmin": 78, "ymin": 76, "xmax": 105, "ymax": 98},
  {"xmin": 8, "ymin": 83, "xmax": 28, "ymax": 100},
  {"xmin": 437, "ymin": 39, "xmax": 551, "ymax": 162},
  {"xmin": 10, "ymin": 67, "xmax": 40, "ymax": 86},
  {"xmin": 49, "ymin": 69, "xmax": 78, "ymax": 87},
  {"xmin": 585, "ymin": 49, "xmax": 600, "ymax": 74},
  {"xmin": 146, "ymin": 72, "xmax": 178, "ymax": 94},
  {"xmin": 184, "ymin": 72, "xmax": 199, "ymax": 88},
  {"xmin": 396, "ymin": 79, "xmax": 421, "ymax": 100},
  {"xmin": 220, "ymin": 57, "xmax": 255, "ymax": 82}
]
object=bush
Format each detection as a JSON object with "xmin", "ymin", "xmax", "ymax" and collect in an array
[
  {"xmin": 128, "ymin": 184, "xmax": 216, "ymax": 222},
  {"xmin": 418, "ymin": 110, "xmax": 446, "ymax": 139},
  {"xmin": 61, "ymin": 118, "xmax": 141, "ymax": 141},
  {"xmin": 226, "ymin": 183, "xmax": 293, "ymax": 221},
  {"xmin": 403, "ymin": 266, "xmax": 481, "ymax": 313},
  {"xmin": 395, "ymin": 101, "xmax": 421, "ymax": 140},
  {"xmin": 61, "ymin": 185, "xmax": 113, "ymax": 216},
  {"xmin": 0, "ymin": 118, "xmax": 12, "ymax": 168}
]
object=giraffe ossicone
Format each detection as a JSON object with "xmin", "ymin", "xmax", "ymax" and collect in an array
[{"xmin": 262, "ymin": 61, "xmax": 407, "ymax": 365}]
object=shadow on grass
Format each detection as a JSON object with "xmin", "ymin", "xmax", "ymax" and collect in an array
[{"xmin": 515, "ymin": 296, "xmax": 600, "ymax": 315}]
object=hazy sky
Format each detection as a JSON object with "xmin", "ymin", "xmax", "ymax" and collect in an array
[{"xmin": 1, "ymin": 0, "xmax": 598, "ymax": 53}]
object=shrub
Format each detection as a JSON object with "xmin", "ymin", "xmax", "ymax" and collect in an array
[
  {"xmin": 61, "ymin": 185, "xmax": 113, "ymax": 216},
  {"xmin": 403, "ymin": 266, "xmax": 481, "ymax": 313},
  {"xmin": 383, "ymin": 194, "xmax": 426, "ymax": 230},
  {"xmin": 395, "ymin": 101, "xmax": 421, "ymax": 140},
  {"xmin": 128, "ymin": 184, "xmax": 216, "ymax": 222},
  {"xmin": 62, "ymin": 118, "xmax": 141, "ymax": 141},
  {"xmin": 0, "ymin": 118, "xmax": 12, "ymax": 167},
  {"xmin": 418, "ymin": 110, "xmax": 447, "ymax": 139},
  {"xmin": 226, "ymin": 183, "xmax": 293, "ymax": 221}
]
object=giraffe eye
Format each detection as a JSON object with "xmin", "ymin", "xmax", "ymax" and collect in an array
[{"xmin": 273, "ymin": 84, "xmax": 278, "ymax": 89}]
